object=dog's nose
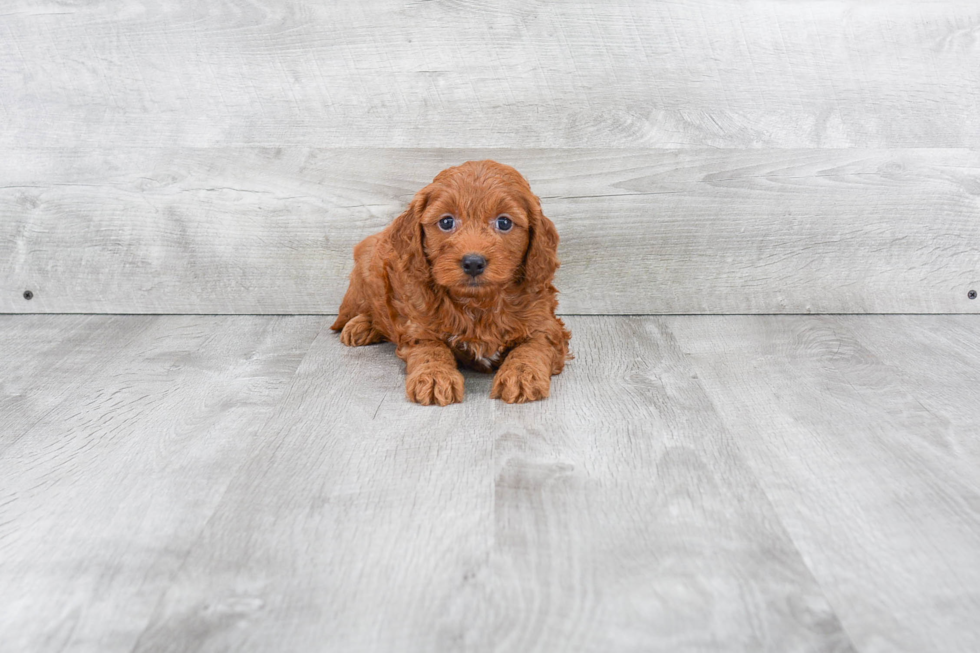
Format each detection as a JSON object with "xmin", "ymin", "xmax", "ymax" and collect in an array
[{"xmin": 460, "ymin": 254, "xmax": 487, "ymax": 277}]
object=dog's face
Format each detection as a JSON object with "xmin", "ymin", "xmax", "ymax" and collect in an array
[
  {"xmin": 420, "ymin": 163, "xmax": 531, "ymax": 296},
  {"xmin": 391, "ymin": 160, "xmax": 559, "ymax": 298}
]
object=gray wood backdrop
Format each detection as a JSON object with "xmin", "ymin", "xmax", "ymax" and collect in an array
[{"xmin": 1, "ymin": 0, "xmax": 978, "ymax": 314}]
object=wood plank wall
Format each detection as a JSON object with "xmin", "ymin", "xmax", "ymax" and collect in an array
[{"xmin": 1, "ymin": 1, "xmax": 978, "ymax": 314}]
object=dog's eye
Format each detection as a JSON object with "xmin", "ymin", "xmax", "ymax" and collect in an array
[
  {"xmin": 495, "ymin": 215, "xmax": 513, "ymax": 232},
  {"xmin": 438, "ymin": 215, "xmax": 456, "ymax": 232}
]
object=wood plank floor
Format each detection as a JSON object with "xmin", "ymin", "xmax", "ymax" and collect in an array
[{"xmin": 1, "ymin": 315, "xmax": 977, "ymax": 652}]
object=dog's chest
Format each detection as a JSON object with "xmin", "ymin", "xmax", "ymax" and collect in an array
[{"xmin": 447, "ymin": 335, "xmax": 508, "ymax": 372}]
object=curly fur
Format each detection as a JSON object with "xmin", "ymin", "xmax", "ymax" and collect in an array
[{"xmin": 331, "ymin": 160, "xmax": 572, "ymax": 405}]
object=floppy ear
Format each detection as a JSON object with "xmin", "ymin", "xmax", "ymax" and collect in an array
[
  {"xmin": 521, "ymin": 193, "xmax": 560, "ymax": 289},
  {"xmin": 389, "ymin": 189, "xmax": 431, "ymax": 278}
]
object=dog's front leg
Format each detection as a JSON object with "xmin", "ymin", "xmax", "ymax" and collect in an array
[
  {"xmin": 491, "ymin": 333, "xmax": 559, "ymax": 404},
  {"xmin": 398, "ymin": 340, "xmax": 465, "ymax": 406}
]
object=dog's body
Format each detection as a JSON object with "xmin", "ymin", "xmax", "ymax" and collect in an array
[{"xmin": 331, "ymin": 160, "xmax": 571, "ymax": 405}]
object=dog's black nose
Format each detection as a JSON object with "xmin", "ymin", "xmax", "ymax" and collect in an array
[{"xmin": 461, "ymin": 254, "xmax": 487, "ymax": 277}]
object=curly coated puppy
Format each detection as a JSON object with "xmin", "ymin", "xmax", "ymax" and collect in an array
[{"xmin": 332, "ymin": 160, "xmax": 571, "ymax": 405}]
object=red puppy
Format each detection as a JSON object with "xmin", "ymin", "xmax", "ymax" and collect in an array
[{"xmin": 331, "ymin": 160, "xmax": 571, "ymax": 405}]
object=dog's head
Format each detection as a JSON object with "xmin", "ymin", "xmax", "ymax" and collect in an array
[{"xmin": 390, "ymin": 160, "xmax": 559, "ymax": 298}]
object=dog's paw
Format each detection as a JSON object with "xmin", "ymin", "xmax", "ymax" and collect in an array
[
  {"xmin": 406, "ymin": 367, "xmax": 465, "ymax": 406},
  {"xmin": 491, "ymin": 361, "xmax": 550, "ymax": 404},
  {"xmin": 340, "ymin": 314, "xmax": 384, "ymax": 347}
]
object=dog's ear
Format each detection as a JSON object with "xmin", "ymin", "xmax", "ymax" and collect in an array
[
  {"xmin": 389, "ymin": 189, "xmax": 431, "ymax": 278},
  {"xmin": 521, "ymin": 192, "xmax": 560, "ymax": 290}
]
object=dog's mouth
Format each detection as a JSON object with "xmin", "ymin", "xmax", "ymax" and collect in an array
[{"xmin": 449, "ymin": 277, "xmax": 495, "ymax": 296}]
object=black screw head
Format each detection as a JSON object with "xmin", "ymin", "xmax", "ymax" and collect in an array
[
  {"xmin": 23, "ymin": 290, "xmax": 33, "ymax": 301},
  {"xmin": 970, "ymin": 290, "xmax": 978, "ymax": 300}
]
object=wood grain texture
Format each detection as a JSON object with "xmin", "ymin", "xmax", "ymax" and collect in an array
[
  {"xmin": 3, "ymin": 148, "xmax": 978, "ymax": 314},
  {"xmin": 0, "ymin": 316, "xmax": 862, "ymax": 652},
  {"xmin": 669, "ymin": 315, "xmax": 980, "ymax": 653},
  {"xmin": 130, "ymin": 323, "xmax": 500, "ymax": 653},
  {"xmin": 1, "ymin": 1, "xmax": 978, "ymax": 149},
  {"xmin": 0, "ymin": 315, "xmax": 167, "ymax": 459},
  {"xmin": 0, "ymin": 315, "xmax": 321, "ymax": 652},
  {"xmin": 470, "ymin": 317, "xmax": 853, "ymax": 652},
  {"xmin": 845, "ymin": 315, "xmax": 980, "ymax": 464}
]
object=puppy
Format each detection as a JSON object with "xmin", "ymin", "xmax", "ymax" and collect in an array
[{"xmin": 331, "ymin": 160, "xmax": 571, "ymax": 405}]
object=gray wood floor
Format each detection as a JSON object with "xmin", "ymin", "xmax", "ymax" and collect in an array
[{"xmin": 2, "ymin": 315, "xmax": 978, "ymax": 652}]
